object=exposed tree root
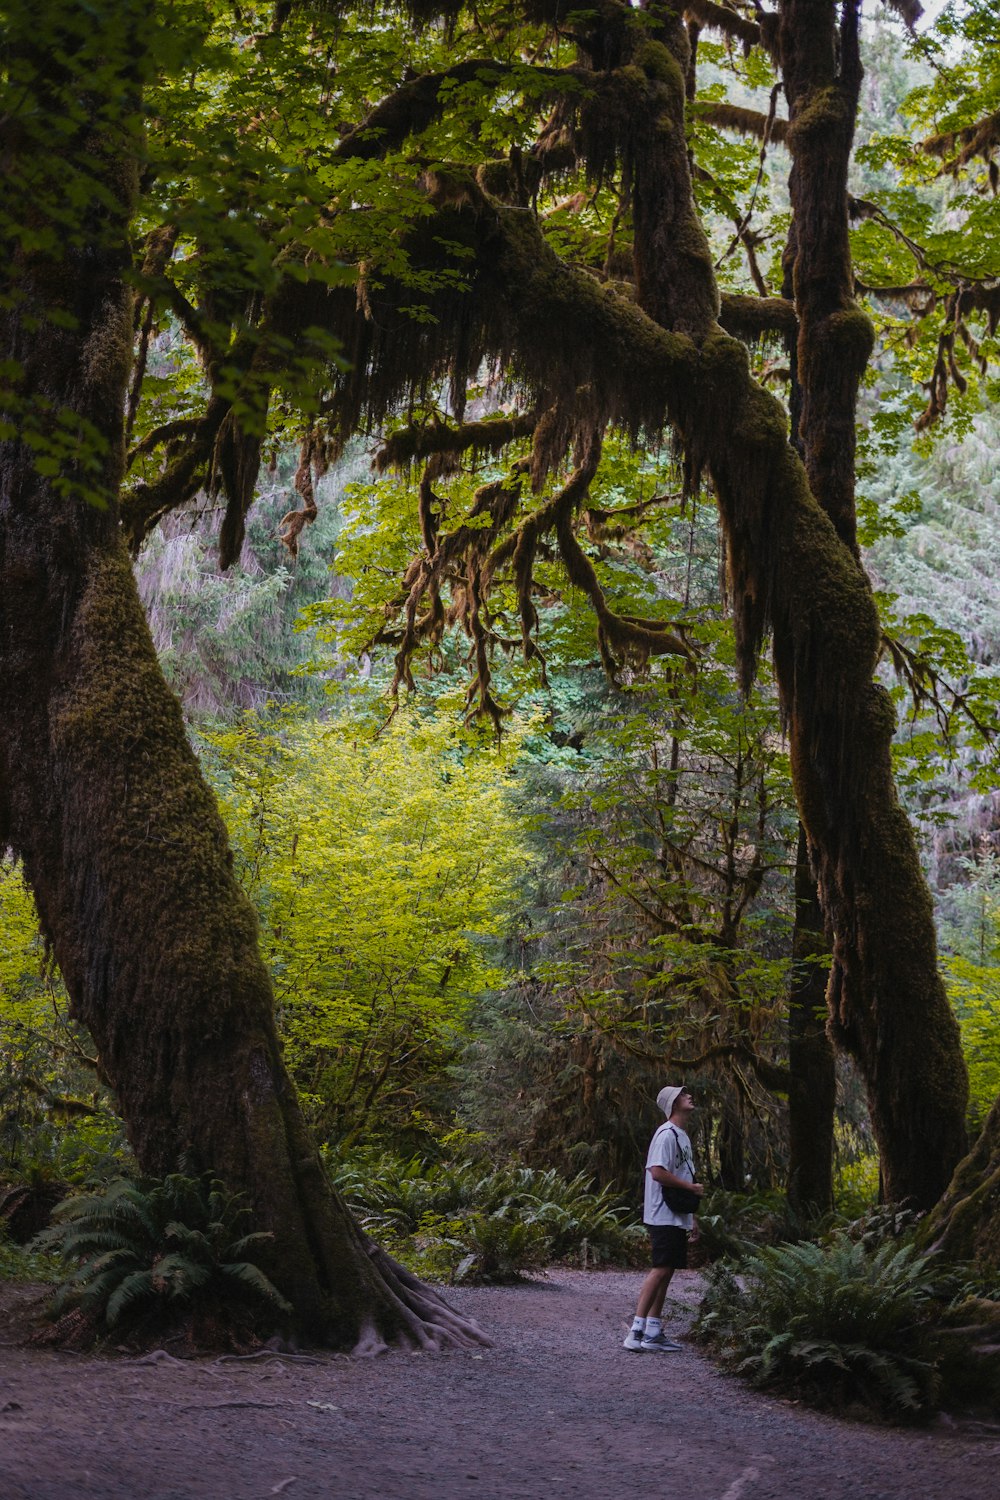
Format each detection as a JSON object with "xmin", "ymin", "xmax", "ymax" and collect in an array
[{"xmin": 358, "ymin": 1243, "xmax": 493, "ymax": 1354}]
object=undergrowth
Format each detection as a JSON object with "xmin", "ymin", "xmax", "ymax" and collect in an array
[
  {"xmin": 329, "ymin": 1153, "xmax": 645, "ymax": 1281},
  {"xmin": 35, "ymin": 1173, "xmax": 290, "ymax": 1350},
  {"xmin": 0, "ymin": 1224, "xmax": 61, "ymax": 1284},
  {"xmin": 692, "ymin": 1228, "xmax": 997, "ymax": 1424}
]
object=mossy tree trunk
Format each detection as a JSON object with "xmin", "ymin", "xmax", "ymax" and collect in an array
[
  {"xmin": 919, "ymin": 1094, "xmax": 1000, "ymax": 1272},
  {"xmin": 786, "ymin": 826, "xmax": 836, "ymax": 1215},
  {"xmin": 619, "ymin": 1, "xmax": 967, "ymax": 1208},
  {"xmin": 0, "ymin": 0, "xmax": 485, "ymax": 1352},
  {"xmin": 774, "ymin": 0, "xmax": 968, "ymax": 1207}
]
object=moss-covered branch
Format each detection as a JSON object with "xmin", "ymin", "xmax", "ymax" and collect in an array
[
  {"xmin": 719, "ymin": 291, "xmax": 797, "ymax": 339},
  {"xmin": 374, "ymin": 412, "xmax": 537, "ymax": 475},
  {"xmin": 683, "ymin": 0, "xmax": 764, "ymax": 50},
  {"xmin": 695, "ymin": 101, "xmax": 789, "ymax": 144}
]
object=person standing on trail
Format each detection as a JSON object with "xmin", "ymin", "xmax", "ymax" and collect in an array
[{"xmin": 623, "ymin": 1085, "xmax": 704, "ymax": 1353}]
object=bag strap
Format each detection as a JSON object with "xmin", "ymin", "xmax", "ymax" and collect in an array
[{"xmin": 666, "ymin": 1124, "xmax": 693, "ymax": 1176}]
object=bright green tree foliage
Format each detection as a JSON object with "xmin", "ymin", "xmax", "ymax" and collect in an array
[
  {"xmin": 0, "ymin": 860, "xmax": 44, "ymax": 1025},
  {"xmin": 937, "ymin": 855, "xmax": 1000, "ymax": 1129},
  {"xmin": 0, "ymin": 861, "xmax": 122, "ymax": 1179},
  {"xmin": 199, "ymin": 711, "xmax": 530, "ymax": 1144}
]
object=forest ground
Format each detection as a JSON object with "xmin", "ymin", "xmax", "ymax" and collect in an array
[{"xmin": 1, "ymin": 1269, "xmax": 998, "ymax": 1500}]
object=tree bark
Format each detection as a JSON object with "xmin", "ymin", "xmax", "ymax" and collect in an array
[
  {"xmin": 0, "ymin": 0, "xmax": 486, "ymax": 1352},
  {"xmin": 620, "ymin": 0, "xmax": 968, "ymax": 1208},
  {"xmin": 773, "ymin": 0, "xmax": 968, "ymax": 1207},
  {"xmin": 919, "ymin": 1092, "xmax": 1000, "ymax": 1272},
  {"xmin": 786, "ymin": 826, "xmax": 835, "ymax": 1214}
]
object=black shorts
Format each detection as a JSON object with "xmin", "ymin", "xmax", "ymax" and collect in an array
[{"xmin": 648, "ymin": 1224, "xmax": 688, "ymax": 1269}]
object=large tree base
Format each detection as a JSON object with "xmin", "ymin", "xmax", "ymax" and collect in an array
[
  {"xmin": 919, "ymin": 1095, "xmax": 1000, "ymax": 1273},
  {"xmin": 353, "ymin": 1244, "xmax": 491, "ymax": 1354}
]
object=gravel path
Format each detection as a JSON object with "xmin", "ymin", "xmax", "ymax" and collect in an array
[{"xmin": 1, "ymin": 1269, "xmax": 998, "ymax": 1500}]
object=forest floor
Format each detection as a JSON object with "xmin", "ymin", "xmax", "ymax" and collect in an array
[{"xmin": 1, "ymin": 1268, "xmax": 999, "ymax": 1500}]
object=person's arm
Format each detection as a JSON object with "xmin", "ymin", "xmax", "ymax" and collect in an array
[{"xmin": 648, "ymin": 1164, "xmax": 704, "ymax": 1195}]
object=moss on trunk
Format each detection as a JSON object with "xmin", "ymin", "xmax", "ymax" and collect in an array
[
  {"xmin": 0, "ymin": 0, "xmax": 486, "ymax": 1352},
  {"xmin": 787, "ymin": 826, "xmax": 835, "ymax": 1215},
  {"xmin": 919, "ymin": 1095, "xmax": 1000, "ymax": 1272}
]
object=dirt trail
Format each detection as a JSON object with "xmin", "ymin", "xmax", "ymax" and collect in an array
[{"xmin": 1, "ymin": 1269, "xmax": 998, "ymax": 1500}]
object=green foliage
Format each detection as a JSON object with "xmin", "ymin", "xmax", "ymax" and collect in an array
[
  {"xmin": 694, "ymin": 1235, "xmax": 945, "ymax": 1422},
  {"xmin": 944, "ymin": 958, "xmax": 1000, "ymax": 1130},
  {"xmin": 833, "ymin": 1152, "xmax": 882, "ymax": 1221},
  {"xmin": 408, "ymin": 1213, "xmax": 551, "ymax": 1284},
  {"xmin": 0, "ymin": 1223, "xmax": 61, "ymax": 1285},
  {"xmin": 0, "ymin": 858, "xmax": 127, "ymax": 1182},
  {"xmin": 330, "ymin": 1152, "xmax": 643, "ymax": 1281},
  {"xmin": 200, "ymin": 708, "xmax": 531, "ymax": 1146},
  {"xmin": 693, "ymin": 1188, "xmax": 816, "ymax": 1263},
  {"xmin": 39, "ymin": 1174, "xmax": 290, "ymax": 1342}
]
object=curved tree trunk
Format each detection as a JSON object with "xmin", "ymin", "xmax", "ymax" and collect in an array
[
  {"xmin": 777, "ymin": 0, "xmax": 968, "ymax": 1208},
  {"xmin": 0, "ymin": 0, "xmax": 485, "ymax": 1352},
  {"xmin": 623, "ymin": 0, "xmax": 967, "ymax": 1209}
]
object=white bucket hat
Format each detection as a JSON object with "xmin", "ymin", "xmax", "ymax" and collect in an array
[{"xmin": 656, "ymin": 1085, "xmax": 684, "ymax": 1119}]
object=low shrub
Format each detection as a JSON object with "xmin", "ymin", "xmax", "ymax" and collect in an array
[
  {"xmin": 0, "ymin": 1222, "xmax": 61, "ymax": 1284},
  {"xmin": 694, "ymin": 1234, "xmax": 945, "ymax": 1422},
  {"xmin": 36, "ymin": 1173, "xmax": 290, "ymax": 1348},
  {"xmin": 407, "ymin": 1211, "xmax": 552, "ymax": 1283},
  {"xmin": 694, "ymin": 1188, "xmax": 820, "ymax": 1262},
  {"xmin": 0, "ymin": 1172, "xmax": 69, "ymax": 1244}
]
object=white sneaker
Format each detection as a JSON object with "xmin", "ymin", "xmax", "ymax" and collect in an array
[
  {"xmin": 622, "ymin": 1329, "xmax": 645, "ymax": 1350},
  {"xmin": 640, "ymin": 1332, "xmax": 682, "ymax": 1352}
]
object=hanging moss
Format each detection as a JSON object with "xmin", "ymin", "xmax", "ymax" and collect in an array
[{"xmin": 58, "ymin": 0, "xmax": 974, "ymax": 1227}]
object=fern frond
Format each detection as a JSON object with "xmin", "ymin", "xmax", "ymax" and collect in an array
[
  {"xmin": 105, "ymin": 1270, "xmax": 157, "ymax": 1327},
  {"xmin": 220, "ymin": 1261, "xmax": 292, "ymax": 1313}
]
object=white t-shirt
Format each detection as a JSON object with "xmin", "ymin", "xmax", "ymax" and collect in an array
[{"xmin": 644, "ymin": 1121, "xmax": 696, "ymax": 1228}]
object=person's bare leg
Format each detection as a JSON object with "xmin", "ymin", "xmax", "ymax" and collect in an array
[{"xmin": 635, "ymin": 1266, "xmax": 673, "ymax": 1317}]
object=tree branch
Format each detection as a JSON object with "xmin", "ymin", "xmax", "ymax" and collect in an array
[
  {"xmin": 374, "ymin": 412, "xmax": 537, "ymax": 475},
  {"xmin": 695, "ymin": 100, "xmax": 788, "ymax": 145},
  {"xmin": 682, "ymin": 0, "xmax": 762, "ymax": 50},
  {"xmin": 719, "ymin": 291, "xmax": 797, "ymax": 340}
]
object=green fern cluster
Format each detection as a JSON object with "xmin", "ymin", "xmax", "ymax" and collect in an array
[
  {"xmin": 330, "ymin": 1153, "xmax": 643, "ymax": 1279},
  {"xmin": 39, "ymin": 1174, "xmax": 290, "ymax": 1340},
  {"xmin": 402, "ymin": 1211, "xmax": 551, "ymax": 1284},
  {"xmin": 694, "ymin": 1235, "xmax": 944, "ymax": 1422}
]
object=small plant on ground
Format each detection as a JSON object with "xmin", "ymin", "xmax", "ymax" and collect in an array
[
  {"xmin": 409, "ymin": 1211, "xmax": 551, "ymax": 1283},
  {"xmin": 0, "ymin": 1222, "xmax": 61, "ymax": 1284},
  {"xmin": 37, "ymin": 1173, "xmax": 290, "ymax": 1349},
  {"xmin": 694, "ymin": 1233, "xmax": 945, "ymax": 1423}
]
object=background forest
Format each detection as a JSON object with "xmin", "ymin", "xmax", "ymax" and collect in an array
[{"xmin": 4, "ymin": 0, "xmax": 1000, "ymax": 1413}]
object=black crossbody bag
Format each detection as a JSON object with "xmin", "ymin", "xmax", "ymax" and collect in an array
[{"xmin": 660, "ymin": 1125, "xmax": 700, "ymax": 1215}]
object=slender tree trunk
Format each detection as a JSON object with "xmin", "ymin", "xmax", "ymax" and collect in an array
[
  {"xmin": 780, "ymin": 227, "xmax": 834, "ymax": 1217},
  {"xmin": 786, "ymin": 826, "xmax": 835, "ymax": 1214},
  {"xmin": 0, "ymin": 0, "xmax": 485, "ymax": 1351},
  {"xmin": 716, "ymin": 1101, "xmax": 747, "ymax": 1192},
  {"xmin": 624, "ymin": 0, "xmax": 967, "ymax": 1207}
]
